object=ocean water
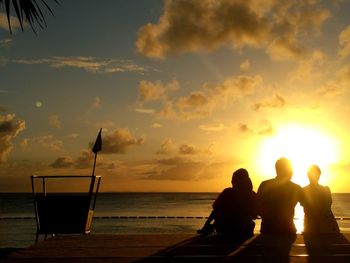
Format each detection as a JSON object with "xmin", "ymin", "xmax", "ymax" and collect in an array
[{"xmin": 1, "ymin": 193, "xmax": 350, "ymax": 248}]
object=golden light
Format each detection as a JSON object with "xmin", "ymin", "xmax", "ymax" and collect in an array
[{"xmin": 256, "ymin": 124, "xmax": 340, "ymax": 187}]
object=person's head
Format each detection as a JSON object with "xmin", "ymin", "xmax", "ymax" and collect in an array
[
  {"xmin": 307, "ymin": 164, "xmax": 321, "ymax": 185},
  {"xmin": 275, "ymin": 157, "xmax": 293, "ymax": 181},
  {"xmin": 231, "ymin": 168, "xmax": 253, "ymax": 191}
]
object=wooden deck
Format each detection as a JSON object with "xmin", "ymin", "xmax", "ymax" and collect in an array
[{"xmin": 3, "ymin": 233, "xmax": 350, "ymax": 262}]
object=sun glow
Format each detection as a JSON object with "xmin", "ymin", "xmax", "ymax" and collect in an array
[{"xmin": 257, "ymin": 124, "xmax": 340, "ymax": 186}]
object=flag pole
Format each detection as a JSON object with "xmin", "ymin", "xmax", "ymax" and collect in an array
[
  {"xmin": 91, "ymin": 152, "xmax": 98, "ymax": 177},
  {"xmin": 89, "ymin": 128, "xmax": 102, "ymax": 195}
]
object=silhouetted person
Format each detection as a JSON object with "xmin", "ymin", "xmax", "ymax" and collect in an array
[
  {"xmin": 198, "ymin": 168, "xmax": 257, "ymax": 239},
  {"xmin": 257, "ymin": 157, "xmax": 301, "ymax": 235},
  {"xmin": 301, "ymin": 164, "xmax": 339, "ymax": 234}
]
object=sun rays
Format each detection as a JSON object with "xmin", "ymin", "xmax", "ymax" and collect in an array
[{"xmin": 256, "ymin": 124, "xmax": 340, "ymax": 186}]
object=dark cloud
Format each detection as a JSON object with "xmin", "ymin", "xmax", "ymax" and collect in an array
[
  {"xmin": 253, "ymin": 93, "xmax": 286, "ymax": 111},
  {"xmin": 238, "ymin": 120, "xmax": 274, "ymax": 136},
  {"xmin": 51, "ymin": 150, "xmax": 115, "ymax": 170},
  {"xmin": 146, "ymin": 157, "xmax": 234, "ymax": 181},
  {"xmin": 137, "ymin": 0, "xmax": 330, "ymax": 59},
  {"xmin": 178, "ymin": 144, "xmax": 200, "ymax": 155},
  {"xmin": 0, "ymin": 114, "xmax": 25, "ymax": 163},
  {"xmin": 90, "ymin": 128, "xmax": 144, "ymax": 154},
  {"xmin": 50, "ymin": 156, "xmax": 74, "ymax": 168}
]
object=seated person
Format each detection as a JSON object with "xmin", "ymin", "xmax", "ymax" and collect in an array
[
  {"xmin": 301, "ymin": 164, "xmax": 339, "ymax": 234},
  {"xmin": 198, "ymin": 168, "xmax": 257, "ymax": 239},
  {"xmin": 257, "ymin": 157, "xmax": 301, "ymax": 235}
]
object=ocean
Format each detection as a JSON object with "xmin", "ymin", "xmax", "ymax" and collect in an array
[{"xmin": 1, "ymin": 192, "xmax": 350, "ymax": 248}]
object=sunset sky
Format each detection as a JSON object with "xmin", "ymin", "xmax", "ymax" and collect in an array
[{"xmin": 1, "ymin": 0, "xmax": 350, "ymax": 192}]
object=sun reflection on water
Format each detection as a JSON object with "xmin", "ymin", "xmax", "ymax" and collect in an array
[{"xmin": 294, "ymin": 203, "xmax": 304, "ymax": 234}]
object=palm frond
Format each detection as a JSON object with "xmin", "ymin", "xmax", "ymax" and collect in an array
[{"xmin": 0, "ymin": 0, "xmax": 59, "ymax": 34}]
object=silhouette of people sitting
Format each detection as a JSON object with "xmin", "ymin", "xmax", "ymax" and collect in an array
[
  {"xmin": 198, "ymin": 168, "xmax": 257, "ymax": 239},
  {"xmin": 301, "ymin": 164, "xmax": 339, "ymax": 234},
  {"xmin": 257, "ymin": 157, "xmax": 301, "ymax": 235}
]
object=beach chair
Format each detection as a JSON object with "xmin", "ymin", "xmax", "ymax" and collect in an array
[{"xmin": 31, "ymin": 175, "xmax": 101, "ymax": 241}]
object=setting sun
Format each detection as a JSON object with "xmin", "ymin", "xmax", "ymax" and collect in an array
[{"xmin": 256, "ymin": 124, "xmax": 340, "ymax": 186}]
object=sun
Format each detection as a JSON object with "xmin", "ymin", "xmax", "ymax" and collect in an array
[{"xmin": 256, "ymin": 124, "xmax": 340, "ymax": 186}]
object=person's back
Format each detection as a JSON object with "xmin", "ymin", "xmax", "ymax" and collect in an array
[
  {"xmin": 198, "ymin": 168, "xmax": 257, "ymax": 239},
  {"xmin": 257, "ymin": 157, "xmax": 301, "ymax": 235},
  {"xmin": 301, "ymin": 165, "xmax": 339, "ymax": 233},
  {"xmin": 214, "ymin": 186, "xmax": 257, "ymax": 237}
]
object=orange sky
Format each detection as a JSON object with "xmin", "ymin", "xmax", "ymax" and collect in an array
[{"xmin": 1, "ymin": 0, "xmax": 350, "ymax": 192}]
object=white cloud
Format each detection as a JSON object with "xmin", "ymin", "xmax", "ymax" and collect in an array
[{"xmin": 10, "ymin": 56, "xmax": 148, "ymax": 74}]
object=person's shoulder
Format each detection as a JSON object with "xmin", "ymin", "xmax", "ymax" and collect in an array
[
  {"xmin": 221, "ymin": 187, "xmax": 233, "ymax": 194},
  {"xmin": 260, "ymin": 178, "xmax": 275, "ymax": 186},
  {"xmin": 289, "ymin": 180, "xmax": 302, "ymax": 190}
]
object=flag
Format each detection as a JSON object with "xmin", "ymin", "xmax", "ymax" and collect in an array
[{"xmin": 92, "ymin": 128, "xmax": 102, "ymax": 154}]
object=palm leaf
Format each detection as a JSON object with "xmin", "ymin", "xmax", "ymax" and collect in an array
[{"xmin": 0, "ymin": 0, "xmax": 59, "ymax": 34}]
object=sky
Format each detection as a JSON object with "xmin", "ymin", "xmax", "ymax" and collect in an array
[{"xmin": 1, "ymin": 0, "xmax": 350, "ymax": 192}]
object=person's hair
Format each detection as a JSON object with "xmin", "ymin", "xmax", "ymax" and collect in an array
[
  {"xmin": 307, "ymin": 164, "xmax": 321, "ymax": 184},
  {"xmin": 275, "ymin": 157, "xmax": 293, "ymax": 180},
  {"xmin": 231, "ymin": 168, "xmax": 253, "ymax": 192}
]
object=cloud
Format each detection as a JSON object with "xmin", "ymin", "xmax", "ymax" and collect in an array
[
  {"xmin": 135, "ymin": 108, "xmax": 156, "ymax": 114},
  {"xmin": 266, "ymin": 37, "xmax": 305, "ymax": 61},
  {"xmin": 51, "ymin": 150, "xmax": 115, "ymax": 170},
  {"xmin": 315, "ymin": 64, "xmax": 350, "ymax": 98},
  {"xmin": 50, "ymin": 156, "xmax": 74, "ymax": 168},
  {"xmin": 291, "ymin": 50, "xmax": 325, "ymax": 80},
  {"xmin": 0, "ymin": 38, "xmax": 12, "ymax": 47},
  {"xmin": 138, "ymin": 79, "xmax": 179, "ymax": 102},
  {"xmin": 66, "ymin": 133, "xmax": 79, "ymax": 139},
  {"xmin": 238, "ymin": 120, "xmax": 274, "ymax": 136},
  {"xmin": 92, "ymin": 97, "xmax": 101, "ymax": 108},
  {"xmin": 136, "ymin": 1, "xmax": 330, "ymax": 59},
  {"xmin": 240, "ymin": 60, "xmax": 251, "ymax": 71},
  {"xmin": 19, "ymin": 138, "xmax": 29, "ymax": 151},
  {"xmin": 153, "ymin": 74, "xmax": 262, "ymax": 120},
  {"xmin": 0, "ymin": 13, "xmax": 22, "ymax": 32},
  {"xmin": 199, "ymin": 123, "xmax": 225, "ymax": 132},
  {"xmin": 339, "ymin": 25, "xmax": 350, "ymax": 59},
  {"xmin": 156, "ymin": 138, "xmax": 175, "ymax": 155},
  {"xmin": 97, "ymin": 128, "xmax": 144, "ymax": 154},
  {"xmin": 145, "ymin": 157, "xmax": 233, "ymax": 181},
  {"xmin": 34, "ymin": 135, "xmax": 63, "ymax": 152},
  {"xmin": 9, "ymin": 56, "xmax": 148, "ymax": 74},
  {"xmin": 48, "ymin": 115, "xmax": 62, "ymax": 129},
  {"xmin": 178, "ymin": 144, "xmax": 200, "ymax": 155},
  {"xmin": 151, "ymin": 123, "xmax": 163, "ymax": 128},
  {"xmin": 0, "ymin": 114, "xmax": 25, "ymax": 163},
  {"xmin": 253, "ymin": 93, "xmax": 286, "ymax": 111},
  {"xmin": 147, "ymin": 158, "xmax": 203, "ymax": 180}
]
